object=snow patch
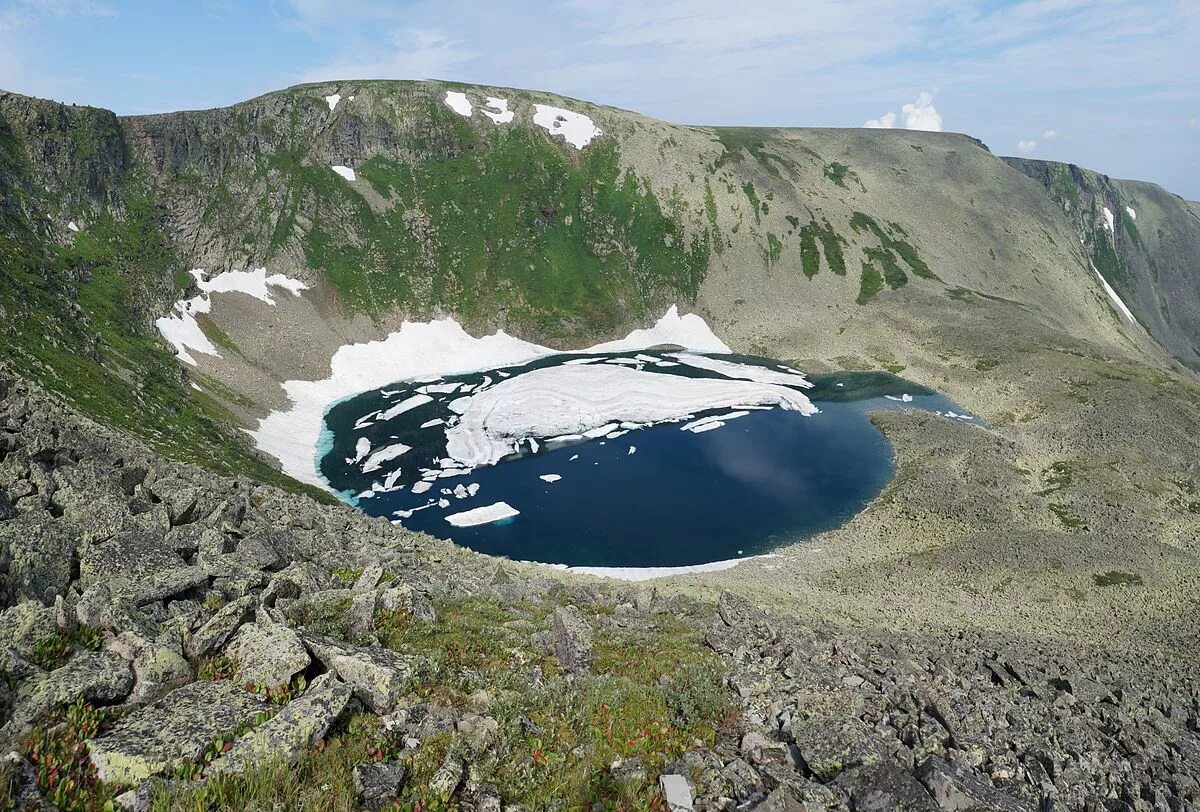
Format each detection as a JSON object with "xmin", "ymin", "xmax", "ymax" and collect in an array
[
  {"xmin": 532, "ymin": 104, "xmax": 601, "ymax": 149},
  {"xmin": 671, "ymin": 354, "xmax": 811, "ymax": 388},
  {"xmin": 155, "ymin": 268, "xmax": 307, "ymax": 366},
  {"xmin": 324, "ymin": 93, "xmax": 340, "ymax": 112},
  {"xmin": 66, "ymin": 221, "xmax": 79, "ymax": 232},
  {"xmin": 482, "ymin": 97, "xmax": 514, "ymax": 124},
  {"xmin": 331, "ymin": 165, "xmax": 356, "ymax": 182},
  {"xmin": 1102, "ymin": 206, "xmax": 1115, "ymax": 234},
  {"xmin": 446, "ymin": 501, "xmax": 519, "ymax": 527},
  {"xmin": 1126, "ymin": 206, "xmax": 1136, "ymax": 221},
  {"xmin": 546, "ymin": 554, "xmax": 778, "ymax": 582},
  {"xmin": 444, "ymin": 91, "xmax": 472, "ymax": 117},
  {"xmin": 1091, "ymin": 263, "xmax": 1136, "ymax": 324}
]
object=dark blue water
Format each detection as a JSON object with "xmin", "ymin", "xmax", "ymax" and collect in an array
[{"xmin": 317, "ymin": 355, "xmax": 974, "ymax": 569}]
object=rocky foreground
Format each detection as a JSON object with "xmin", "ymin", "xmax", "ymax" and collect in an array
[{"xmin": 1, "ymin": 372, "xmax": 1198, "ymax": 811}]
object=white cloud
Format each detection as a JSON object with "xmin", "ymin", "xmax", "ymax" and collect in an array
[
  {"xmin": 901, "ymin": 90, "xmax": 942, "ymax": 131},
  {"xmin": 1017, "ymin": 139, "xmax": 1037, "ymax": 153},
  {"xmin": 1042, "ymin": 129, "xmax": 1059, "ymax": 140},
  {"xmin": 1190, "ymin": 117, "xmax": 1199, "ymax": 130},
  {"xmin": 863, "ymin": 91, "xmax": 942, "ymax": 132}
]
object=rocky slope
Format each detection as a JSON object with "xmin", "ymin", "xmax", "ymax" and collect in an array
[{"xmin": 2, "ymin": 371, "xmax": 1198, "ymax": 810}]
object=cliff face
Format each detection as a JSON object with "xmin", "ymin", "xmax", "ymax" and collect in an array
[{"xmin": 1005, "ymin": 157, "xmax": 1200, "ymax": 371}]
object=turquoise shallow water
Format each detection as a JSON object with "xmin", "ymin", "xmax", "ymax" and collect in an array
[{"xmin": 317, "ymin": 354, "xmax": 975, "ymax": 569}]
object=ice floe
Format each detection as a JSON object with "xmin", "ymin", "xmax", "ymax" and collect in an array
[
  {"xmin": 324, "ymin": 93, "xmax": 340, "ymax": 112},
  {"xmin": 443, "ymin": 365, "xmax": 816, "ymax": 468},
  {"xmin": 539, "ymin": 474, "xmax": 562, "ymax": 483},
  {"xmin": 671, "ymin": 354, "xmax": 811, "ymax": 388},
  {"xmin": 155, "ymin": 268, "xmax": 307, "ymax": 366},
  {"xmin": 331, "ymin": 165, "xmax": 356, "ymax": 182},
  {"xmin": 362, "ymin": 443, "xmax": 411, "ymax": 474},
  {"xmin": 444, "ymin": 91, "xmax": 472, "ymax": 117},
  {"xmin": 482, "ymin": 97, "xmax": 514, "ymax": 124},
  {"xmin": 445, "ymin": 501, "xmax": 519, "ymax": 527},
  {"xmin": 348, "ymin": 437, "xmax": 371, "ymax": 464},
  {"xmin": 532, "ymin": 104, "xmax": 601, "ymax": 149},
  {"xmin": 884, "ymin": 393, "xmax": 914, "ymax": 403}
]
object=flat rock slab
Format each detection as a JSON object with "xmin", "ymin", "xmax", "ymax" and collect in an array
[
  {"xmin": 225, "ymin": 620, "xmax": 310, "ymax": 689},
  {"xmin": 833, "ymin": 763, "xmax": 939, "ymax": 812},
  {"xmin": 301, "ymin": 632, "xmax": 424, "ymax": 713},
  {"xmin": 4, "ymin": 651, "xmax": 133, "ymax": 734},
  {"xmin": 186, "ymin": 596, "xmax": 254, "ymax": 659},
  {"xmin": 207, "ymin": 673, "xmax": 351, "ymax": 775},
  {"xmin": 88, "ymin": 678, "xmax": 268, "ymax": 785},
  {"xmin": 552, "ymin": 605, "xmax": 593, "ymax": 674},
  {"xmin": 791, "ymin": 717, "xmax": 883, "ymax": 782}
]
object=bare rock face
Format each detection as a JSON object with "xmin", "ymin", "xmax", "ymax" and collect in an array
[
  {"xmin": 2, "ymin": 651, "xmax": 133, "ymax": 737},
  {"xmin": 551, "ymin": 605, "xmax": 593, "ymax": 674}
]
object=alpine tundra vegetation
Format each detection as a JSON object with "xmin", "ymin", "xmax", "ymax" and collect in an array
[{"xmin": 1, "ymin": 71, "xmax": 1200, "ymax": 812}]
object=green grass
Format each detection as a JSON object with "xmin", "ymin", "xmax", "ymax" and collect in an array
[
  {"xmin": 856, "ymin": 262, "xmax": 884, "ymax": 304},
  {"xmin": 799, "ymin": 222, "xmax": 821, "ymax": 279},
  {"xmin": 850, "ymin": 211, "xmax": 939, "ymax": 285},
  {"xmin": 1092, "ymin": 571, "xmax": 1142, "ymax": 587},
  {"xmin": 766, "ymin": 233, "xmax": 783, "ymax": 265},
  {"xmin": 712, "ymin": 128, "xmax": 783, "ymax": 178},
  {"xmin": 823, "ymin": 162, "xmax": 852, "ymax": 188}
]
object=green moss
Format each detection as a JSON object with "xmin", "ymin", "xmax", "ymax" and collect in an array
[
  {"xmin": 799, "ymin": 222, "xmax": 821, "ymax": 279},
  {"xmin": 1048, "ymin": 503, "xmax": 1085, "ymax": 529},
  {"xmin": 1092, "ymin": 571, "xmax": 1142, "ymax": 587},
  {"xmin": 742, "ymin": 183, "xmax": 761, "ymax": 224},
  {"xmin": 864, "ymin": 246, "xmax": 907, "ymax": 290},
  {"xmin": 823, "ymin": 162, "xmax": 851, "ymax": 188},
  {"xmin": 856, "ymin": 262, "xmax": 884, "ymax": 304},
  {"xmin": 816, "ymin": 218, "xmax": 847, "ymax": 276},
  {"xmin": 766, "ymin": 233, "xmax": 783, "ymax": 265},
  {"xmin": 850, "ymin": 211, "xmax": 939, "ymax": 282},
  {"xmin": 712, "ymin": 128, "xmax": 783, "ymax": 178}
]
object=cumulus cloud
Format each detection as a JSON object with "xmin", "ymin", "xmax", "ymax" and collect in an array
[
  {"xmin": 1042, "ymin": 129, "xmax": 1059, "ymax": 140},
  {"xmin": 901, "ymin": 91, "xmax": 942, "ymax": 131},
  {"xmin": 1017, "ymin": 139, "xmax": 1037, "ymax": 154},
  {"xmin": 1191, "ymin": 117, "xmax": 1199, "ymax": 130},
  {"xmin": 864, "ymin": 91, "xmax": 941, "ymax": 132}
]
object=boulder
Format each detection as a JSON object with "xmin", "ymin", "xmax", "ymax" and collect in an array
[
  {"xmin": 0, "ymin": 514, "xmax": 78, "ymax": 602},
  {"xmin": 301, "ymin": 632, "xmax": 424, "ymax": 713},
  {"xmin": 88, "ymin": 679, "xmax": 269, "ymax": 785},
  {"xmin": 832, "ymin": 763, "xmax": 939, "ymax": 812},
  {"xmin": 659, "ymin": 773, "xmax": 695, "ymax": 811},
  {"xmin": 4, "ymin": 651, "xmax": 133, "ymax": 734},
  {"xmin": 914, "ymin": 756, "xmax": 1027, "ymax": 812},
  {"xmin": 224, "ymin": 616, "xmax": 310, "ymax": 688},
  {"xmin": 791, "ymin": 717, "xmax": 883, "ymax": 782},
  {"xmin": 207, "ymin": 673, "xmax": 352, "ymax": 775},
  {"xmin": 551, "ymin": 605, "xmax": 593, "ymax": 674},
  {"xmin": 186, "ymin": 596, "xmax": 253, "ymax": 659},
  {"xmin": 355, "ymin": 761, "xmax": 407, "ymax": 810}
]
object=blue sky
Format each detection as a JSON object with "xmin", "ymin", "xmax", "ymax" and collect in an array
[{"xmin": 2, "ymin": 0, "xmax": 1197, "ymax": 199}]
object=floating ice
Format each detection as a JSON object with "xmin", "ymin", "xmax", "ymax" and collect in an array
[
  {"xmin": 443, "ymin": 365, "xmax": 817, "ymax": 468},
  {"xmin": 444, "ymin": 91, "xmax": 472, "ymax": 117},
  {"xmin": 331, "ymin": 165, "xmax": 356, "ymax": 182},
  {"xmin": 411, "ymin": 481, "xmax": 432, "ymax": 495},
  {"xmin": 446, "ymin": 501, "xmax": 519, "ymax": 527},
  {"xmin": 362, "ymin": 443, "xmax": 411, "ymax": 474},
  {"xmin": 539, "ymin": 474, "xmax": 562, "ymax": 483},
  {"xmin": 671, "ymin": 354, "xmax": 812, "ymax": 388},
  {"xmin": 378, "ymin": 394, "xmax": 434, "ymax": 422},
  {"xmin": 348, "ymin": 437, "xmax": 371, "ymax": 464},
  {"xmin": 532, "ymin": 104, "xmax": 601, "ymax": 149}
]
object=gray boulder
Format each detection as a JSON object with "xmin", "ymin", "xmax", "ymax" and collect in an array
[
  {"xmin": 915, "ymin": 756, "xmax": 1028, "ymax": 812},
  {"xmin": 207, "ymin": 673, "xmax": 352, "ymax": 775},
  {"xmin": 660, "ymin": 773, "xmax": 695, "ymax": 811},
  {"xmin": 4, "ymin": 651, "xmax": 133, "ymax": 735},
  {"xmin": 186, "ymin": 595, "xmax": 253, "ymax": 659},
  {"xmin": 833, "ymin": 763, "xmax": 939, "ymax": 812},
  {"xmin": 301, "ymin": 632, "xmax": 424, "ymax": 713},
  {"xmin": 224, "ymin": 616, "xmax": 310, "ymax": 688},
  {"xmin": 355, "ymin": 761, "xmax": 407, "ymax": 809},
  {"xmin": 791, "ymin": 717, "xmax": 883, "ymax": 782},
  {"xmin": 88, "ymin": 678, "xmax": 269, "ymax": 784},
  {"xmin": 552, "ymin": 605, "xmax": 593, "ymax": 674}
]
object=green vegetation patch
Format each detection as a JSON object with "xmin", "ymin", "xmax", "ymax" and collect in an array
[
  {"xmin": 1092, "ymin": 571, "xmax": 1143, "ymax": 587},
  {"xmin": 850, "ymin": 211, "xmax": 939, "ymax": 287},
  {"xmin": 712, "ymin": 128, "xmax": 784, "ymax": 178},
  {"xmin": 798, "ymin": 222, "xmax": 821, "ymax": 279},
  {"xmin": 856, "ymin": 262, "xmax": 884, "ymax": 305}
]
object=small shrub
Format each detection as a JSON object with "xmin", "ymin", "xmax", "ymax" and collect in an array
[
  {"xmin": 197, "ymin": 655, "xmax": 236, "ymax": 682},
  {"xmin": 21, "ymin": 699, "xmax": 117, "ymax": 811}
]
